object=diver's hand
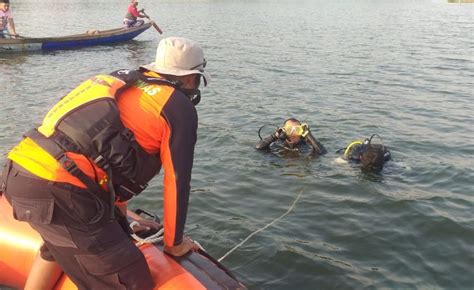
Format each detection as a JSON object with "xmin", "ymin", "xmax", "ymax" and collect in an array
[
  {"xmin": 255, "ymin": 138, "xmax": 272, "ymax": 150},
  {"xmin": 164, "ymin": 236, "xmax": 199, "ymax": 256},
  {"xmin": 132, "ymin": 219, "xmax": 162, "ymax": 233},
  {"xmin": 256, "ymin": 132, "xmax": 280, "ymax": 150}
]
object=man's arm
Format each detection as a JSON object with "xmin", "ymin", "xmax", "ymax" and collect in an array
[
  {"xmin": 160, "ymin": 89, "xmax": 198, "ymax": 253},
  {"xmin": 256, "ymin": 134, "xmax": 278, "ymax": 150},
  {"xmin": 138, "ymin": 8, "xmax": 147, "ymax": 18},
  {"xmin": 8, "ymin": 18, "xmax": 17, "ymax": 37}
]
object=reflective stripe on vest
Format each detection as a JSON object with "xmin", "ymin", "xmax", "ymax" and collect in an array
[{"xmin": 38, "ymin": 75, "xmax": 125, "ymax": 137}]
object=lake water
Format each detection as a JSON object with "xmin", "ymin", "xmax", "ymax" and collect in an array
[{"xmin": 1, "ymin": 0, "xmax": 473, "ymax": 289}]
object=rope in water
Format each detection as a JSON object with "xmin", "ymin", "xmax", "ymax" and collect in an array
[
  {"xmin": 129, "ymin": 189, "xmax": 303, "ymax": 258},
  {"xmin": 218, "ymin": 189, "xmax": 304, "ymax": 262}
]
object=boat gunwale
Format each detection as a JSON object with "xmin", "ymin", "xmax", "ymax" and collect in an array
[{"xmin": 0, "ymin": 22, "xmax": 152, "ymax": 44}]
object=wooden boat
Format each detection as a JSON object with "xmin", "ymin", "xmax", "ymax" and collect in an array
[
  {"xmin": 0, "ymin": 22, "xmax": 152, "ymax": 52},
  {"xmin": 0, "ymin": 194, "xmax": 246, "ymax": 289}
]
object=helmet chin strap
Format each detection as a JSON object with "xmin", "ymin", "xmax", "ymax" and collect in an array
[
  {"xmin": 168, "ymin": 75, "xmax": 202, "ymax": 106},
  {"xmin": 183, "ymin": 88, "xmax": 201, "ymax": 106},
  {"xmin": 190, "ymin": 92, "xmax": 201, "ymax": 106}
]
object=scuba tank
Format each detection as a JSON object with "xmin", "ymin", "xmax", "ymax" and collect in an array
[
  {"xmin": 340, "ymin": 134, "xmax": 391, "ymax": 173},
  {"xmin": 343, "ymin": 134, "xmax": 391, "ymax": 162}
]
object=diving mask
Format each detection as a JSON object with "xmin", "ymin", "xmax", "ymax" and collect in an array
[{"xmin": 283, "ymin": 123, "xmax": 309, "ymax": 138}]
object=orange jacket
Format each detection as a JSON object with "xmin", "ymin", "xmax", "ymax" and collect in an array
[{"xmin": 8, "ymin": 71, "xmax": 198, "ymax": 247}]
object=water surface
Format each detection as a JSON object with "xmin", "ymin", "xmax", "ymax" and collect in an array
[{"xmin": 1, "ymin": 0, "xmax": 473, "ymax": 289}]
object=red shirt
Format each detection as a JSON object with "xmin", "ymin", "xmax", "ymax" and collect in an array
[{"xmin": 128, "ymin": 4, "xmax": 139, "ymax": 17}]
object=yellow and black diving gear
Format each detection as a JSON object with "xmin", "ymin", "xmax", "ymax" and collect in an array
[
  {"xmin": 256, "ymin": 119, "xmax": 326, "ymax": 155},
  {"xmin": 340, "ymin": 134, "xmax": 391, "ymax": 172}
]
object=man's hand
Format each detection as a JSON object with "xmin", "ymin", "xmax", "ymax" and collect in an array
[
  {"xmin": 164, "ymin": 236, "xmax": 199, "ymax": 257},
  {"xmin": 132, "ymin": 219, "xmax": 162, "ymax": 233}
]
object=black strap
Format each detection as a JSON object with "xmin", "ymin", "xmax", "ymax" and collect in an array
[
  {"xmin": 25, "ymin": 129, "xmax": 104, "ymax": 193},
  {"xmin": 25, "ymin": 129, "xmax": 112, "ymax": 220},
  {"xmin": 110, "ymin": 69, "xmax": 181, "ymax": 88}
]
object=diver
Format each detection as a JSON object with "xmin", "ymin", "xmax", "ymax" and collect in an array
[
  {"xmin": 338, "ymin": 134, "xmax": 391, "ymax": 173},
  {"xmin": 256, "ymin": 118, "xmax": 327, "ymax": 156}
]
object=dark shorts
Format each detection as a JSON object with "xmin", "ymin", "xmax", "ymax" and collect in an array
[
  {"xmin": 1, "ymin": 161, "xmax": 154, "ymax": 290},
  {"xmin": 0, "ymin": 29, "xmax": 8, "ymax": 39},
  {"xmin": 123, "ymin": 19, "xmax": 145, "ymax": 28}
]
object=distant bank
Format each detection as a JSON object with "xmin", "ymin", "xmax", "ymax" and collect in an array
[{"xmin": 447, "ymin": 0, "xmax": 474, "ymax": 3}]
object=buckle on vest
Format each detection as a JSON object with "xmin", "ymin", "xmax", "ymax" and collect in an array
[
  {"xmin": 58, "ymin": 155, "xmax": 80, "ymax": 175},
  {"xmin": 93, "ymin": 155, "xmax": 109, "ymax": 169},
  {"xmin": 121, "ymin": 128, "xmax": 135, "ymax": 141}
]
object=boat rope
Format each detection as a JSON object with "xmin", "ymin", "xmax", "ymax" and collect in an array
[
  {"xmin": 218, "ymin": 189, "xmax": 304, "ymax": 262},
  {"xmin": 129, "ymin": 221, "xmax": 164, "ymax": 246}
]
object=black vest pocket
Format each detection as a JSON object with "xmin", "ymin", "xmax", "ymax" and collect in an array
[{"xmin": 12, "ymin": 197, "xmax": 54, "ymax": 224}]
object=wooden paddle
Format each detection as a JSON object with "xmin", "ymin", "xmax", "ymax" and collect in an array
[{"xmin": 141, "ymin": 10, "xmax": 163, "ymax": 34}]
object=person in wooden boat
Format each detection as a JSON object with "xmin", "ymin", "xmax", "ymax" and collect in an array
[
  {"xmin": 123, "ymin": 0, "xmax": 147, "ymax": 28},
  {"xmin": 335, "ymin": 134, "xmax": 391, "ymax": 173},
  {"xmin": 0, "ymin": 36, "xmax": 210, "ymax": 290},
  {"xmin": 0, "ymin": 0, "xmax": 18, "ymax": 38},
  {"xmin": 256, "ymin": 118, "xmax": 327, "ymax": 157}
]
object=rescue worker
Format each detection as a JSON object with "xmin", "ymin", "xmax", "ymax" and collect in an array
[
  {"xmin": 256, "ymin": 118, "xmax": 327, "ymax": 157},
  {"xmin": 0, "ymin": 36, "xmax": 210, "ymax": 290},
  {"xmin": 339, "ymin": 134, "xmax": 391, "ymax": 173}
]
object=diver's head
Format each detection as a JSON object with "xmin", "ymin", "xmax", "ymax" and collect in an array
[
  {"xmin": 282, "ymin": 118, "xmax": 307, "ymax": 147},
  {"xmin": 360, "ymin": 144, "xmax": 386, "ymax": 173}
]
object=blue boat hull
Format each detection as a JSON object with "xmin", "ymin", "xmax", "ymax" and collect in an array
[{"xmin": 0, "ymin": 23, "xmax": 152, "ymax": 52}]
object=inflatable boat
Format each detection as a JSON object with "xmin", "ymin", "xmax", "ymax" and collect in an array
[{"xmin": 0, "ymin": 194, "xmax": 246, "ymax": 289}]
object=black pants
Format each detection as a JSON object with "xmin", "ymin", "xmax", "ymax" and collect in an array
[{"xmin": 1, "ymin": 161, "xmax": 154, "ymax": 290}]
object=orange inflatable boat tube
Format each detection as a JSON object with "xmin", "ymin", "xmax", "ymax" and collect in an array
[{"xmin": 0, "ymin": 194, "xmax": 245, "ymax": 289}]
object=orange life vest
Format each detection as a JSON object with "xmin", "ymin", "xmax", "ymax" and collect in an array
[{"xmin": 8, "ymin": 70, "xmax": 176, "ymax": 201}]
